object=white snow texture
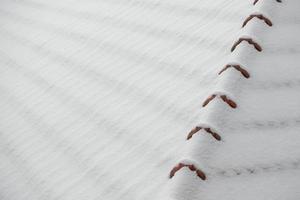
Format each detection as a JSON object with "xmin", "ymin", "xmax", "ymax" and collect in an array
[{"xmin": 0, "ymin": 0, "xmax": 300, "ymax": 200}]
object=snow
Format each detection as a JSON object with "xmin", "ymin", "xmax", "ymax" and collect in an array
[{"xmin": 0, "ymin": 0, "xmax": 299, "ymax": 199}]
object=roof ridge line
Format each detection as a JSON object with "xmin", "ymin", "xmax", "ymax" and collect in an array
[{"xmin": 168, "ymin": 0, "xmax": 282, "ymax": 184}]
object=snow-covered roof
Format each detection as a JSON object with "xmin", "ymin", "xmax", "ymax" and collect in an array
[{"xmin": 0, "ymin": 0, "xmax": 299, "ymax": 199}]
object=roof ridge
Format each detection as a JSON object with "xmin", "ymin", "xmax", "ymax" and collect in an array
[{"xmin": 168, "ymin": 0, "xmax": 282, "ymax": 184}]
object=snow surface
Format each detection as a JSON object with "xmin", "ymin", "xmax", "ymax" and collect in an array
[{"xmin": 0, "ymin": 0, "xmax": 299, "ymax": 199}]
